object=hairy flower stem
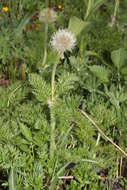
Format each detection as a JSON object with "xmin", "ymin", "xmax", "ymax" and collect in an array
[
  {"xmin": 42, "ymin": 24, "xmax": 48, "ymax": 66},
  {"xmin": 50, "ymin": 61, "xmax": 58, "ymax": 158}
]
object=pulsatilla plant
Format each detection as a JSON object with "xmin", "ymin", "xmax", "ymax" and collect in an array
[
  {"xmin": 49, "ymin": 29, "xmax": 76, "ymax": 158},
  {"xmin": 1, "ymin": 1, "xmax": 127, "ymax": 190}
]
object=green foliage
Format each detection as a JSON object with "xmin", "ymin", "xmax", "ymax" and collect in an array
[
  {"xmin": 56, "ymin": 72, "xmax": 78, "ymax": 96},
  {"xmin": 19, "ymin": 122, "xmax": 33, "ymax": 142},
  {"xmin": 29, "ymin": 73, "xmax": 51, "ymax": 104},
  {"xmin": 0, "ymin": 0, "xmax": 127, "ymax": 189},
  {"xmin": 88, "ymin": 65, "xmax": 109, "ymax": 83},
  {"xmin": 111, "ymin": 48, "xmax": 127, "ymax": 70},
  {"xmin": 8, "ymin": 167, "xmax": 17, "ymax": 190},
  {"xmin": 68, "ymin": 16, "xmax": 88, "ymax": 36}
]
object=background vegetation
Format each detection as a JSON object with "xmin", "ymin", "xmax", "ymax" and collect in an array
[{"xmin": 0, "ymin": 0, "xmax": 127, "ymax": 189}]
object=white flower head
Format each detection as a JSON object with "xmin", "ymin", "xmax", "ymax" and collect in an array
[
  {"xmin": 51, "ymin": 29, "xmax": 76, "ymax": 59},
  {"xmin": 39, "ymin": 8, "xmax": 57, "ymax": 24}
]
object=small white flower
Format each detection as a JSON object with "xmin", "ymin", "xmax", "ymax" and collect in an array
[
  {"xmin": 39, "ymin": 8, "xmax": 57, "ymax": 24},
  {"xmin": 51, "ymin": 29, "xmax": 76, "ymax": 59}
]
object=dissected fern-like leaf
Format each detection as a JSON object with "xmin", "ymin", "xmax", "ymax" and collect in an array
[
  {"xmin": 56, "ymin": 72, "xmax": 78, "ymax": 96},
  {"xmin": 29, "ymin": 73, "xmax": 51, "ymax": 105}
]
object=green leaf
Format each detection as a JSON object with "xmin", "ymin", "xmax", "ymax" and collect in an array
[
  {"xmin": 19, "ymin": 122, "xmax": 32, "ymax": 142},
  {"xmin": 9, "ymin": 167, "xmax": 17, "ymax": 190},
  {"xmin": 111, "ymin": 48, "xmax": 127, "ymax": 70},
  {"xmin": 60, "ymin": 126, "xmax": 73, "ymax": 148},
  {"xmin": 47, "ymin": 50, "xmax": 60, "ymax": 66},
  {"xmin": 89, "ymin": 65, "xmax": 109, "ymax": 83},
  {"xmin": 120, "ymin": 66, "xmax": 127, "ymax": 80},
  {"xmin": 15, "ymin": 13, "xmax": 32, "ymax": 36},
  {"xmin": 49, "ymin": 163, "xmax": 70, "ymax": 190},
  {"xmin": 121, "ymin": 66, "xmax": 127, "ymax": 75},
  {"xmin": 68, "ymin": 16, "xmax": 88, "ymax": 36},
  {"xmin": 29, "ymin": 74, "xmax": 51, "ymax": 104},
  {"xmin": 56, "ymin": 72, "xmax": 78, "ymax": 96},
  {"xmin": 85, "ymin": 0, "xmax": 107, "ymax": 19},
  {"xmin": 93, "ymin": 0, "xmax": 107, "ymax": 13}
]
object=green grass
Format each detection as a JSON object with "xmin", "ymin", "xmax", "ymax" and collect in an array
[{"xmin": 0, "ymin": 0, "xmax": 127, "ymax": 189}]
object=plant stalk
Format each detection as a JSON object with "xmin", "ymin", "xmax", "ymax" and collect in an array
[
  {"xmin": 50, "ymin": 61, "xmax": 58, "ymax": 158},
  {"xmin": 111, "ymin": 0, "xmax": 120, "ymax": 27},
  {"xmin": 84, "ymin": 0, "xmax": 93, "ymax": 20},
  {"xmin": 42, "ymin": 24, "xmax": 48, "ymax": 66}
]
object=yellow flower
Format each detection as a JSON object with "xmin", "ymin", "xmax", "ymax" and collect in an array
[
  {"xmin": 58, "ymin": 4, "xmax": 62, "ymax": 10},
  {"xmin": 2, "ymin": 6, "xmax": 8, "ymax": 13}
]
